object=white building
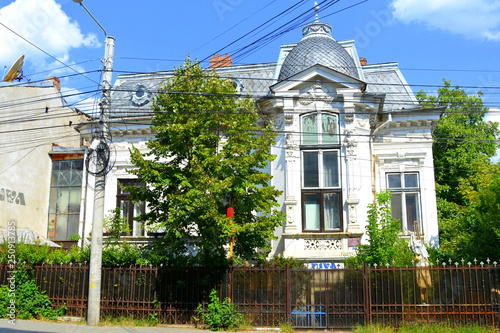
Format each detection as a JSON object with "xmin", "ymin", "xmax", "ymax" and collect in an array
[{"xmin": 77, "ymin": 16, "xmax": 442, "ymax": 263}]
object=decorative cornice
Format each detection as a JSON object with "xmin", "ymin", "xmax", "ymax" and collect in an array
[
  {"xmin": 302, "ymin": 22, "xmax": 332, "ymax": 38},
  {"xmin": 111, "ymin": 127, "xmax": 155, "ymax": 137}
]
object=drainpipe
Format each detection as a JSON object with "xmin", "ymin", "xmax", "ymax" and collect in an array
[
  {"xmin": 79, "ymin": 151, "xmax": 89, "ymax": 248},
  {"xmin": 369, "ymin": 113, "xmax": 392, "ymax": 198}
]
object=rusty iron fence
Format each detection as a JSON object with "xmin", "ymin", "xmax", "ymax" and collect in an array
[{"xmin": 1, "ymin": 264, "xmax": 499, "ymax": 329}]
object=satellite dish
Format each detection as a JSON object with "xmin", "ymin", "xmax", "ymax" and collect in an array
[{"xmin": 3, "ymin": 55, "xmax": 24, "ymax": 82}]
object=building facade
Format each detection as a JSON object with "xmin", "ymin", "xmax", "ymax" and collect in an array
[
  {"xmin": 0, "ymin": 78, "xmax": 88, "ymax": 244},
  {"xmin": 77, "ymin": 17, "xmax": 442, "ymax": 264}
]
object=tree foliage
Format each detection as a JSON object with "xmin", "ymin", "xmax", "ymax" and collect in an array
[
  {"xmin": 417, "ymin": 79, "xmax": 498, "ymax": 205},
  {"xmin": 128, "ymin": 59, "xmax": 284, "ymax": 266},
  {"xmin": 345, "ymin": 191, "xmax": 413, "ymax": 267},
  {"xmin": 417, "ymin": 79, "xmax": 500, "ymax": 260}
]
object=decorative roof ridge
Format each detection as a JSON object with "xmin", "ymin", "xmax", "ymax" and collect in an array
[{"xmin": 301, "ymin": 2, "xmax": 333, "ymax": 40}]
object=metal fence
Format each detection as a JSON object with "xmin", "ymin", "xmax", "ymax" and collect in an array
[{"xmin": 1, "ymin": 264, "xmax": 499, "ymax": 329}]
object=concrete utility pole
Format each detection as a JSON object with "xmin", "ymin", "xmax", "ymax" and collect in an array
[{"xmin": 72, "ymin": 0, "xmax": 114, "ymax": 326}]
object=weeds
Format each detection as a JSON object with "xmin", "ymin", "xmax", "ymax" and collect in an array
[
  {"xmin": 353, "ymin": 324, "xmax": 497, "ymax": 333},
  {"xmin": 197, "ymin": 289, "xmax": 245, "ymax": 331}
]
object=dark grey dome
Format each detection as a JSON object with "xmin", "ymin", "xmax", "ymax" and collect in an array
[{"xmin": 278, "ymin": 21, "xmax": 359, "ymax": 81}]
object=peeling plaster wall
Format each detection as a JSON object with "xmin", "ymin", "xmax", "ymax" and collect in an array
[{"xmin": 0, "ymin": 83, "xmax": 84, "ymax": 238}]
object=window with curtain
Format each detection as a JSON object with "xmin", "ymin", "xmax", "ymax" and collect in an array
[
  {"xmin": 47, "ymin": 159, "xmax": 83, "ymax": 241},
  {"xmin": 387, "ymin": 172, "xmax": 421, "ymax": 232},
  {"xmin": 116, "ymin": 179, "xmax": 145, "ymax": 236},
  {"xmin": 301, "ymin": 112, "xmax": 342, "ymax": 232}
]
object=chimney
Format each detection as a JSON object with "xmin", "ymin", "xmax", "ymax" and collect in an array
[
  {"xmin": 45, "ymin": 76, "xmax": 61, "ymax": 91},
  {"xmin": 359, "ymin": 57, "xmax": 367, "ymax": 66},
  {"xmin": 210, "ymin": 54, "xmax": 232, "ymax": 68}
]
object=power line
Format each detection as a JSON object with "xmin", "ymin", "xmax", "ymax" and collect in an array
[{"xmin": 0, "ymin": 21, "xmax": 100, "ymax": 86}]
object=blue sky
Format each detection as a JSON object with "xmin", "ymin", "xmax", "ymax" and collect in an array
[{"xmin": 1, "ymin": 0, "xmax": 500, "ymax": 120}]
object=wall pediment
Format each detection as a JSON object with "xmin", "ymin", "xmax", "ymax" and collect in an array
[{"xmin": 270, "ymin": 64, "xmax": 366, "ymax": 94}]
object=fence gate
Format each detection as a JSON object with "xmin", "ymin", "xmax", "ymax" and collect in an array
[{"xmin": 289, "ymin": 268, "xmax": 366, "ymax": 329}]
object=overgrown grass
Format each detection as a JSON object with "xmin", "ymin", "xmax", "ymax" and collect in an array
[
  {"xmin": 279, "ymin": 322, "xmax": 295, "ymax": 333},
  {"xmin": 353, "ymin": 324, "xmax": 498, "ymax": 333},
  {"xmin": 100, "ymin": 314, "xmax": 159, "ymax": 327}
]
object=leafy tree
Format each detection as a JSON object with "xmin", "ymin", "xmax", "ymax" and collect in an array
[
  {"xmin": 455, "ymin": 163, "xmax": 500, "ymax": 260},
  {"xmin": 416, "ymin": 79, "xmax": 500, "ymax": 258},
  {"xmin": 128, "ymin": 59, "xmax": 284, "ymax": 266},
  {"xmin": 345, "ymin": 191, "xmax": 413, "ymax": 267},
  {"xmin": 417, "ymin": 79, "xmax": 498, "ymax": 205}
]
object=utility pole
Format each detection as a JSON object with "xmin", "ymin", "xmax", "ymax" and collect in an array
[
  {"xmin": 87, "ymin": 35, "xmax": 114, "ymax": 327},
  {"xmin": 72, "ymin": 0, "xmax": 114, "ymax": 326}
]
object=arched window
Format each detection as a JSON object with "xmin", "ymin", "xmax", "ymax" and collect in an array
[{"xmin": 301, "ymin": 113, "xmax": 339, "ymax": 145}]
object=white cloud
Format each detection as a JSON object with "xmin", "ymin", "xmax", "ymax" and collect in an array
[
  {"xmin": 0, "ymin": 0, "xmax": 99, "ymax": 74},
  {"xmin": 391, "ymin": 0, "xmax": 500, "ymax": 41}
]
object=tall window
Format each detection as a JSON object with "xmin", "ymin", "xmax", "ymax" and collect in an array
[
  {"xmin": 48, "ymin": 159, "xmax": 83, "ymax": 240},
  {"xmin": 116, "ymin": 179, "xmax": 145, "ymax": 236},
  {"xmin": 387, "ymin": 172, "xmax": 421, "ymax": 232},
  {"xmin": 301, "ymin": 112, "xmax": 342, "ymax": 232}
]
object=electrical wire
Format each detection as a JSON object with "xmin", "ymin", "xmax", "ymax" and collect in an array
[{"xmin": 0, "ymin": 22, "xmax": 101, "ymax": 86}]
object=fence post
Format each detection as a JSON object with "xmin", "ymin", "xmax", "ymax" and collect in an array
[
  {"xmin": 229, "ymin": 266, "xmax": 234, "ymax": 302},
  {"xmin": 285, "ymin": 264, "xmax": 291, "ymax": 324},
  {"xmin": 363, "ymin": 264, "xmax": 371, "ymax": 325},
  {"xmin": 488, "ymin": 266, "xmax": 496, "ymax": 328}
]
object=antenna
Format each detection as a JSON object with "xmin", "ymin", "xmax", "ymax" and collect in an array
[{"xmin": 3, "ymin": 55, "xmax": 24, "ymax": 82}]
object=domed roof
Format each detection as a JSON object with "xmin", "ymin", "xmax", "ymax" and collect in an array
[{"xmin": 278, "ymin": 20, "xmax": 359, "ymax": 81}]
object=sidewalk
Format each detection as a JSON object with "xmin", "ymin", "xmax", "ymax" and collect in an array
[
  {"xmin": 0, "ymin": 319, "xmax": 276, "ymax": 333},
  {"xmin": 0, "ymin": 319, "xmax": 352, "ymax": 333},
  {"xmin": 0, "ymin": 319, "xmax": 228, "ymax": 333}
]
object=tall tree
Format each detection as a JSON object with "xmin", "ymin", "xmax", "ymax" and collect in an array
[
  {"xmin": 416, "ymin": 79, "xmax": 499, "ymax": 257},
  {"xmin": 128, "ymin": 59, "xmax": 284, "ymax": 266}
]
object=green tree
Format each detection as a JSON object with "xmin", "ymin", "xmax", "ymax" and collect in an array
[
  {"xmin": 345, "ymin": 191, "xmax": 413, "ymax": 267},
  {"xmin": 454, "ymin": 163, "xmax": 500, "ymax": 260},
  {"xmin": 128, "ymin": 59, "xmax": 284, "ymax": 266},
  {"xmin": 417, "ymin": 79, "xmax": 499, "ymax": 259}
]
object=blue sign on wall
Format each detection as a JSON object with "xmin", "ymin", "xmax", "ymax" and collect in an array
[{"xmin": 307, "ymin": 262, "xmax": 344, "ymax": 269}]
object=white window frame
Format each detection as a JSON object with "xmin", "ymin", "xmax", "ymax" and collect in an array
[
  {"xmin": 386, "ymin": 172, "xmax": 422, "ymax": 233},
  {"xmin": 300, "ymin": 112, "xmax": 342, "ymax": 232}
]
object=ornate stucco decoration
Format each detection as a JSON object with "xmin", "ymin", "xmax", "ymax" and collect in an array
[
  {"xmin": 377, "ymin": 152, "xmax": 427, "ymax": 167},
  {"xmin": 284, "ymin": 198, "xmax": 298, "ymax": 226},
  {"xmin": 302, "ymin": 21, "xmax": 332, "ymax": 36},
  {"xmin": 284, "ymin": 113, "xmax": 294, "ymax": 125},
  {"xmin": 345, "ymin": 113, "xmax": 354, "ymax": 123},
  {"xmin": 357, "ymin": 113, "xmax": 370, "ymax": 128},
  {"xmin": 130, "ymin": 84, "xmax": 152, "ymax": 107},
  {"xmin": 346, "ymin": 195, "xmax": 361, "ymax": 232},
  {"xmin": 284, "ymin": 133, "xmax": 299, "ymax": 150},
  {"xmin": 342, "ymin": 129, "xmax": 357, "ymax": 155},
  {"xmin": 304, "ymin": 239, "xmax": 342, "ymax": 251},
  {"xmin": 297, "ymin": 81, "xmax": 336, "ymax": 106},
  {"xmin": 111, "ymin": 141, "xmax": 148, "ymax": 151},
  {"xmin": 284, "ymin": 133, "xmax": 299, "ymax": 159}
]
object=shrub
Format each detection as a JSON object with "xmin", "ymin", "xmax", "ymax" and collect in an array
[
  {"xmin": 0, "ymin": 265, "xmax": 65, "ymax": 320},
  {"xmin": 197, "ymin": 289, "xmax": 244, "ymax": 331},
  {"xmin": 345, "ymin": 191, "xmax": 413, "ymax": 267}
]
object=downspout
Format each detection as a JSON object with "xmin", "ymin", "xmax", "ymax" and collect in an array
[
  {"xmin": 79, "ymin": 147, "xmax": 89, "ymax": 248},
  {"xmin": 370, "ymin": 113, "xmax": 392, "ymax": 198}
]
